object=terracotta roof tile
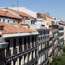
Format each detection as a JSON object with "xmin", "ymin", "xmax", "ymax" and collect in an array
[
  {"xmin": 0, "ymin": 8, "xmax": 22, "ymax": 19},
  {"xmin": 0, "ymin": 22, "xmax": 37, "ymax": 35},
  {"xmin": 19, "ymin": 11, "xmax": 30, "ymax": 17},
  {"xmin": 0, "ymin": 8, "xmax": 33, "ymax": 19}
]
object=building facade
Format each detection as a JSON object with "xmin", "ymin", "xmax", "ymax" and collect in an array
[
  {"xmin": 0, "ymin": 23, "xmax": 38, "ymax": 65},
  {"xmin": 24, "ymin": 19, "xmax": 49, "ymax": 65},
  {"xmin": 37, "ymin": 28, "xmax": 49, "ymax": 65},
  {"xmin": 0, "ymin": 8, "xmax": 64, "ymax": 65},
  {"xmin": 58, "ymin": 23, "xmax": 64, "ymax": 55},
  {"xmin": 48, "ymin": 21, "xmax": 64, "ymax": 64}
]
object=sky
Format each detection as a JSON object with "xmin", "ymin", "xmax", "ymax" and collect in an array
[{"xmin": 0, "ymin": 0, "xmax": 65, "ymax": 19}]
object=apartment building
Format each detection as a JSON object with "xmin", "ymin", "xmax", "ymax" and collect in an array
[
  {"xmin": 52, "ymin": 25, "xmax": 59, "ymax": 56},
  {"xmin": 24, "ymin": 19, "xmax": 49, "ymax": 65},
  {"xmin": 48, "ymin": 29, "xmax": 53, "ymax": 63},
  {"xmin": 0, "ymin": 7, "xmax": 37, "ymax": 25},
  {"xmin": 48, "ymin": 20, "xmax": 64, "ymax": 64},
  {"xmin": 0, "ymin": 9, "xmax": 50, "ymax": 65},
  {"xmin": 58, "ymin": 20, "xmax": 65, "ymax": 45},
  {"xmin": 37, "ymin": 28, "xmax": 49, "ymax": 65},
  {"xmin": 9, "ymin": 7, "xmax": 37, "ymax": 18},
  {"xmin": 0, "ymin": 7, "xmax": 64, "ymax": 65},
  {"xmin": 37, "ymin": 13, "xmax": 54, "ymax": 28},
  {"xmin": 9, "ymin": 7, "xmax": 37, "ymax": 24},
  {"xmin": 58, "ymin": 22, "xmax": 64, "ymax": 55},
  {"xmin": 0, "ymin": 22, "xmax": 38, "ymax": 65},
  {"xmin": 48, "ymin": 24, "xmax": 58, "ymax": 63}
]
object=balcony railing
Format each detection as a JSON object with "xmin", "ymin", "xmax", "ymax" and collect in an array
[
  {"xmin": 0, "ymin": 38, "xmax": 8, "ymax": 49},
  {"xmin": 6, "ymin": 47, "xmax": 37, "ymax": 63},
  {"xmin": 0, "ymin": 42, "xmax": 8, "ymax": 49},
  {"xmin": 25, "ymin": 58, "xmax": 37, "ymax": 65}
]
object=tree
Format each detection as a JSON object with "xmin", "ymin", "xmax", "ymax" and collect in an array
[
  {"xmin": 51, "ymin": 56, "xmax": 65, "ymax": 65},
  {"xmin": 63, "ymin": 46, "xmax": 65, "ymax": 53},
  {"xmin": 51, "ymin": 46, "xmax": 65, "ymax": 65}
]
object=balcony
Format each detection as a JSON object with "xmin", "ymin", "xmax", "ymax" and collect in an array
[
  {"xmin": 38, "ymin": 58, "xmax": 48, "ymax": 65},
  {"xmin": 0, "ymin": 38, "xmax": 8, "ymax": 49},
  {"xmin": 59, "ymin": 36, "xmax": 64, "ymax": 40},
  {"xmin": 0, "ymin": 42, "xmax": 8, "ymax": 48},
  {"xmin": 57, "ymin": 43, "xmax": 63, "ymax": 49},
  {"xmin": 49, "ymin": 35, "xmax": 53, "ymax": 38},
  {"xmin": 6, "ymin": 47, "xmax": 37, "ymax": 62},
  {"xmin": 25, "ymin": 58, "xmax": 37, "ymax": 65}
]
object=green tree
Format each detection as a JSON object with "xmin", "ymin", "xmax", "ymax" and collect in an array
[
  {"xmin": 52, "ymin": 56, "xmax": 65, "ymax": 65},
  {"xmin": 63, "ymin": 46, "xmax": 65, "ymax": 53},
  {"xmin": 51, "ymin": 46, "xmax": 65, "ymax": 65}
]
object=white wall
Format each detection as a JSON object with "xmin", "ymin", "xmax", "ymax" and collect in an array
[{"xmin": 64, "ymin": 26, "xmax": 65, "ymax": 41}]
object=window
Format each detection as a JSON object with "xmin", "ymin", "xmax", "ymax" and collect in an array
[
  {"xmin": 3, "ymin": 19, "xmax": 5, "ymax": 22},
  {"xmin": 8, "ymin": 20, "xmax": 9, "ymax": 23},
  {"xmin": 5, "ymin": 19, "xmax": 8, "ymax": 23},
  {"xmin": 13, "ymin": 20, "xmax": 15, "ymax": 23},
  {"xmin": 9, "ymin": 19, "xmax": 13, "ymax": 23},
  {"xmin": 0, "ymin": 35, "xmax": 1, "ymax": 37},
  {"xmin": 31, "ymin": 20, "xmax": 35, "ymax": 24},
  {"xmin": 0, "ymin": 18, "xmax": 1, "ymax": 21},
  {"xmin": 59, "ymin": 27, "xmax": 64, "ymax": 30},
  {"xmin": 1, "ymin": 18, "xmax": 3, "ymax": 22}
]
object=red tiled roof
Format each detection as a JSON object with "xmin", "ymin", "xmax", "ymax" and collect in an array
[
  {"xmin": 19, "ymin": 11, "xmax": 31, "ymax": 17},
  {"xmin": 0, "ymin": 8, "xmax": 34, "ymax": 20},
  {"xmin": 0, "ymin": 8, "xmax": 22, "ymax": 19},
  {"xmin": 0, "ymin": 22, "xmax": 36, "ymax": 35}
]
